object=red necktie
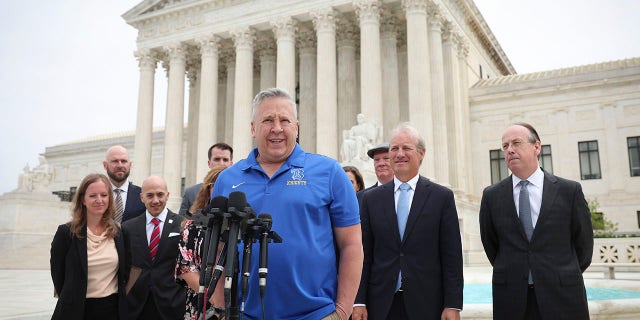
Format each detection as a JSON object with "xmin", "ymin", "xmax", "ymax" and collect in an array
[{"xmin": 149, "ymin": 218, "xmax": 160, "ymax": 260}]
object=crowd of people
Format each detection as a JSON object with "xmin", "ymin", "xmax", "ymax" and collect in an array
[{"xmin": 50, "ymin": 87, "xmax": 593, "ymax": 320}]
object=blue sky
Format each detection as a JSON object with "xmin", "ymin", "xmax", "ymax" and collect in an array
[{"xmin": 1, "ymin": 0, "xmax": 639, "ymax": 194}]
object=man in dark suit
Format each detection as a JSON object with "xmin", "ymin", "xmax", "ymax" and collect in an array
[
  {"xmin": 122, "ymin": 175, "xmax": 186, "ymax": 320},
  {"xmin": 103, "ymin": 145, "xmax": 146, "ymax": 223},
  {"xmin": 353, "ymin": 123, "xmax": 463, "ymax": 320},
  {"xmin": 179, "ymin": 142, "xmax": 233, "ymax": 216},
  {"xmin": 479, "ymin": 123, "xmax": 593, "ymax": 319}
]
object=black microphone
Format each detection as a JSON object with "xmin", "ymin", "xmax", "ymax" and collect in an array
[
  {"xmin": 198, "ymin": 196, "xmax": 227, "ymax": 313},
  {"xmin": 224, "ymin": 191, "xmax": 251, "ymax": 291},
  {"xmin": 240, "ymin": 213, "xmax": 257, "ymax": 312},
  {"xmin": 257, "ymin": 213, "xmax": 272, "ymax": 298}
]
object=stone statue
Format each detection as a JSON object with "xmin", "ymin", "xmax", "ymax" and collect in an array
[
  {"xmin": 16, "ymin": 156, "xmax": 54, "ymax": 192},
  {"xmin": 340, "ymin": 113, "xmax": 382, "ymax": 163}
]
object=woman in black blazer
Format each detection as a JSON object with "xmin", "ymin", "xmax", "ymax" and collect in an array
[{"xmin": 50, "ymin": 173, "xmax": 127, "ymax": 320}]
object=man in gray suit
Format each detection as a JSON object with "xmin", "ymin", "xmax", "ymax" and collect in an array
[
  {"xmin": 179, "ymin": 142, "xmax": 233, "ymax": 216},
  {"xmin": 479, "ymin": 122, "xmax": 593, "ymax": 319}
]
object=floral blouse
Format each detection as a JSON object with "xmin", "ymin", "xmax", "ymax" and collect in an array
[{"xmin": 175, "ymin": 219, "xmax": 207, "ymax": 320}]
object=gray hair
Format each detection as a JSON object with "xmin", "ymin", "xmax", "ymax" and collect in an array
[
  {"xmin": 390, "ymin": 122, "xmax": 426, "ymax": 152},
  {"xmin": 251, "ymin": 88, "xmax": 297, "ymax": 120}
]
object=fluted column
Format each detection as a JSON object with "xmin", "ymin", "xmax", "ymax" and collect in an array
[
  {"xmin": 163, "ymin": 43, "xmax": 187, "ymax": 207},
  {"xmin": 185, "ymin": 59, "xmax": 200, "ymax": 186},
  {"xmin": 222, "ymin": 46, "xmax": 236, "ymax": 144},
  {"xmin": 217, "ymin": 67, "xmax": 227, "ymax": 143},
  {"xmin": 403, "ymin": 0, "xmax": 434, "ymax": 178},
  {"xmin": 354, "ymin": 0, "xmax": 384, "ymax": 131},
  {"xmin": 428, "ymin": 3, "xmax": 449, "ymax": 185},
  {"xmin": 380, "ymin": 10, "xmax": 400, "ymax": 140},
  {"xmin": 297, "ymin": 25, "xmax": 317, "ymax": 152},
  {"xmin": 337, "ymin": 18, "xmax": 359, "ymax": 140},
  {"xmin": 312, "ymin": 8, "xmax": 339, "ymax": 158},
  {"xmin": 257, "ymin": 36, "xmax": 276, "ymax": 90},
  {"xmin": 231, "ymin": 27, "xmax": 255, "ymax": 157},
  {"xmin": 397, "ymin": 31, "xmax": 409, "ymax": 122},
  {"xmin": 272, "ymin": 17, "xmax": 297, "ymax": 96},
  {"xmin": 196, "ymin": 35, "xmax": 220, "ymax": 180},
  {"xmin": 442, "ymin": 23, "xmax": 462, "ymax": 189},
  {"xmin": 133, "ymin": 49, "xmax": 156, "ymax": 183},
  {"xmin": 456, "ymin": 36, "xmax": 472, "ymax": 192}
]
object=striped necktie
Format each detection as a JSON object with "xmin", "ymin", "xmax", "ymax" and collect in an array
[
  {"xmin": 113, "ymin": 189, "xmax": 124, "ymax": 223},
  {"xmin": 149, "ymin": 218, "xmax": 160, "ymax": 261}
]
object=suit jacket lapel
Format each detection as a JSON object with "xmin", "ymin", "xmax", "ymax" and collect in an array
[
  {"xmin": 156, "ymin": 210, "xmax": 177, "ymax": 261},
  {"xmin": 77, "ymin": 226, "xmax": 88, "ymax": 277},
  {"xmin": 502, "ymin": 176, "xmax": 529, "ymax": 241},
  {"xmin": 402, "ymin": 176, "xmax": 430, "ymax": 244},
  {"xmin": 536, "ymin": 171, "xmax": 559, "ymax": 240},
  {"xmin": 378, "ymin": 182, "xmax": 400, "ymax": 242}
]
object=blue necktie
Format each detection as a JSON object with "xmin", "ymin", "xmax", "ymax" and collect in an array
[
  {"xmin": 397, "ymin": 183, "xmax": 411, "ymax": 239},
  {"xmin": 519, "ymin": 180, "xmax": 534, "ymax": 284},
  {"xmin": 395, "ymin": 183, "xmax": 410, "ymax": 291}
]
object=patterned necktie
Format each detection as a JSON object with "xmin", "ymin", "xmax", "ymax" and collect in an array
[
  {"xmin": 519, "ymin": 180, "xmax": 534, "ymax": 241},
  {"xmin": 113, "ymin": 189, "xmax": 124, "ymax": 223},
  {"xmin": 395, "ymin": 183, "xmax": 410, "ymax": 292},
  {"xmin": 149, "ymin": 218, "xmax": 160, "ymax": 261}
]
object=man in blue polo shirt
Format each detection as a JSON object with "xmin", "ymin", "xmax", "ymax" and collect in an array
[{"xmin": 211, "ymin": 88, "xmax": 363, "ymax": 320}]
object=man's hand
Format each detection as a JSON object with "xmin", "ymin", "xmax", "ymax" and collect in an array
[
  {"xmin": 352, "ymin": 306, "xmax": 368, "ymax": 320},
  {"xmin": 441, "ymin": 308, "xmax": 460, "ymax": 320}
]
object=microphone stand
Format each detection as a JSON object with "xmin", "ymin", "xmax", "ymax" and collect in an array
[{"xmin": 224, "ymin": 192, "xmax": 253, "ymax": 320}]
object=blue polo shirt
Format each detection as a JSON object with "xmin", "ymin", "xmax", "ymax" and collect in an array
[{"xmin": 212, "ymin": 144, "xmax": 360, "ymax": 320}]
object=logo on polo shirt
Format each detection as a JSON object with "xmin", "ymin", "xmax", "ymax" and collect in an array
[{"xmin": 286, "ymin": 168, "xmax": 307, "ymax": 186}]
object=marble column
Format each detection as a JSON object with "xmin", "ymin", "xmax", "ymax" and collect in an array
[
  {"xmin": 456, "ymin": 36, "xmax": 472, "ymax": 193},
  {"xmin": 196, "ymin": 35, "xmax": 220, "ymax": 181},
  {"xmin": 222, "ymin": 45, "xmax": 236, "ymax": 144},
  {"xmin": 217, "ymin": 67, "xmax": 227, "ymax": 143},
  {"xmin": 337, "ymin": 18, "xmax": 359, "ymax": 143},
  {"xmin": 272, "ymin": 17, "xmax": 297, "ymax": 96},
  {"xmin": 428, "ymin": 3, "xmax": 449, "ymax": 185},
  {"xmin": 185, "ymin": 59, "xmax": 200, "ymax": 186},
  {"xmin": 442, "ymin": 23, "xmax": 462, "ymax": 189},
  {"xmin": 312, "ymin": 8, "xmax": 338, "ymax": 158},
  {"xmin": 403, "ymin": 0, "xmax": 434, "ymax": 178},
  {"xmin": 397, "ymin": 30, "xmax": 409, "ymax": 122},
  {"xmin": 231, "ymin": 27, "xmax": 255, "ymax": 157},
  {"xmin": 257, "ymin": 36, "xmax": 276, "ymax": 90},
  {"xmin": 163, "ymin": 43, "xmax": 187, "ymax": 206},
  {"xmin": 133, "ymin": 49, "xmax": 156, "ymax": 183},
  {"xmin": 297, "ymin": 25, "xmax": 317, "ymax": 152},
  {"xmin": 354, "ymin": 0, "xmax": 384, "ymax": 132},
  {"xmin": 380, "ymin": 10, "xmax": 400, "ymax": 140}
]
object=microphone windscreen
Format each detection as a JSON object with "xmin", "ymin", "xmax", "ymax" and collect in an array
[
  {"xmin": 258, "ymin": 213, "xmax": 272, "ymax": 229},
  {"xmin": 228, "ymin": 191, "xmax": 247, "ymax": 209},
  {"xmin": 210, "ymin": 196, "xmax": 228, "ymax": 212}
]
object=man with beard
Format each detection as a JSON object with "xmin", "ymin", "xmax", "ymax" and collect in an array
[{"xmin": 103, "ymin": 145, "xmax": 146, "ymax": 223}]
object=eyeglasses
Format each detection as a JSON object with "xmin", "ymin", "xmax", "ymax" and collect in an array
[{"xmin": 502, "ymin": 140, "xmax": 533, "ymax": 151}]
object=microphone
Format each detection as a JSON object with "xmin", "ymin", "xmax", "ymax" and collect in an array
[
  {"xmin": 224, "ymin": 191, "xmax": 251, "ymax": 292},
  {"xmin": 240, "ymin": 213, "xmax": 257, "ymax": 312},
  {"xmin": 257, "ymin": 213, "xmax": 272, "ymax": 298},
  {"xmin": 198, "ymin": 196, "xmax": 227, "ymax": 313}
]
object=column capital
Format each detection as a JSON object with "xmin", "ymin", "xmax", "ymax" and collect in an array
[
  {"xmin": 271, "ymin": 16, "xmax": 298, "ymax": 41},
  {"xmin": 336, "ymin": 17, "xmax": 358, "ymax": 46},
  {"xmin": 231, "ymin": 27, "xmax": 255, "ymax": 51},
  {"xmin": 164, "ymin": 43, "xmax": 188, "ymax": 63},
  {"xmin": 134, "ymin": 48, "xmax": 157, "ymax": 69},
  {"xmin": 402, "ymin": 0, "xmax": 428, "ymax": 14},
  {"xmin": 442, "ymin": 20, "xmax": 458, "ymax": 43},
  {"xmin": 256, "ymin": 36, "xmax": 276, "ymax": 61},
  {"xmin": 454, "ymin": 34, "xmax": 469, "ymax": 58},
  {"xmin": 380, "ymin": 8, "xmax": 398, "ymax": 36},
  {"xmin": 427, "ymin": 2, "xmax": 443, "ymax": 30},
  {"xmin": 354, "ymin": 0, "xmax": 381, "ymax": 24},
  {"xmin": 196, "ymin": 35, "xmax": 221, "ymax": 57},
  {"xmin": 296, "ymin": 25, "xmax": 317, "ymax": 51},
  {"xmin": 311, "ymin": 7, "xmax": 338, "ymax": 33},
  {"xmin": 186, "ymin": 61, "xmax": 200, "ymax": 86}
]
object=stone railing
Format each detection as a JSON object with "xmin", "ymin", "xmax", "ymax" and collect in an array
[{"xmin": 589, "ymin": 237, "xmax": 640, "ymax": 279}]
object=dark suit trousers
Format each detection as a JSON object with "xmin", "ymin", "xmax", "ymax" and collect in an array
[
  {"xmin": 525, "ymin": 286, "xmax": 541, "ymax": 320},
  {"xmin": 386, "ymin": 291, "xmax": 408, "ymax": 320},
  {"xmin": 139, "ymin": 294, "xmax": 161, "ymax": 320}
]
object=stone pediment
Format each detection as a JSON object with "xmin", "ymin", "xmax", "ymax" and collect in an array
[{"xmin": 123, "ymin": 0, "xmax": 250, "ymax": 23}]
